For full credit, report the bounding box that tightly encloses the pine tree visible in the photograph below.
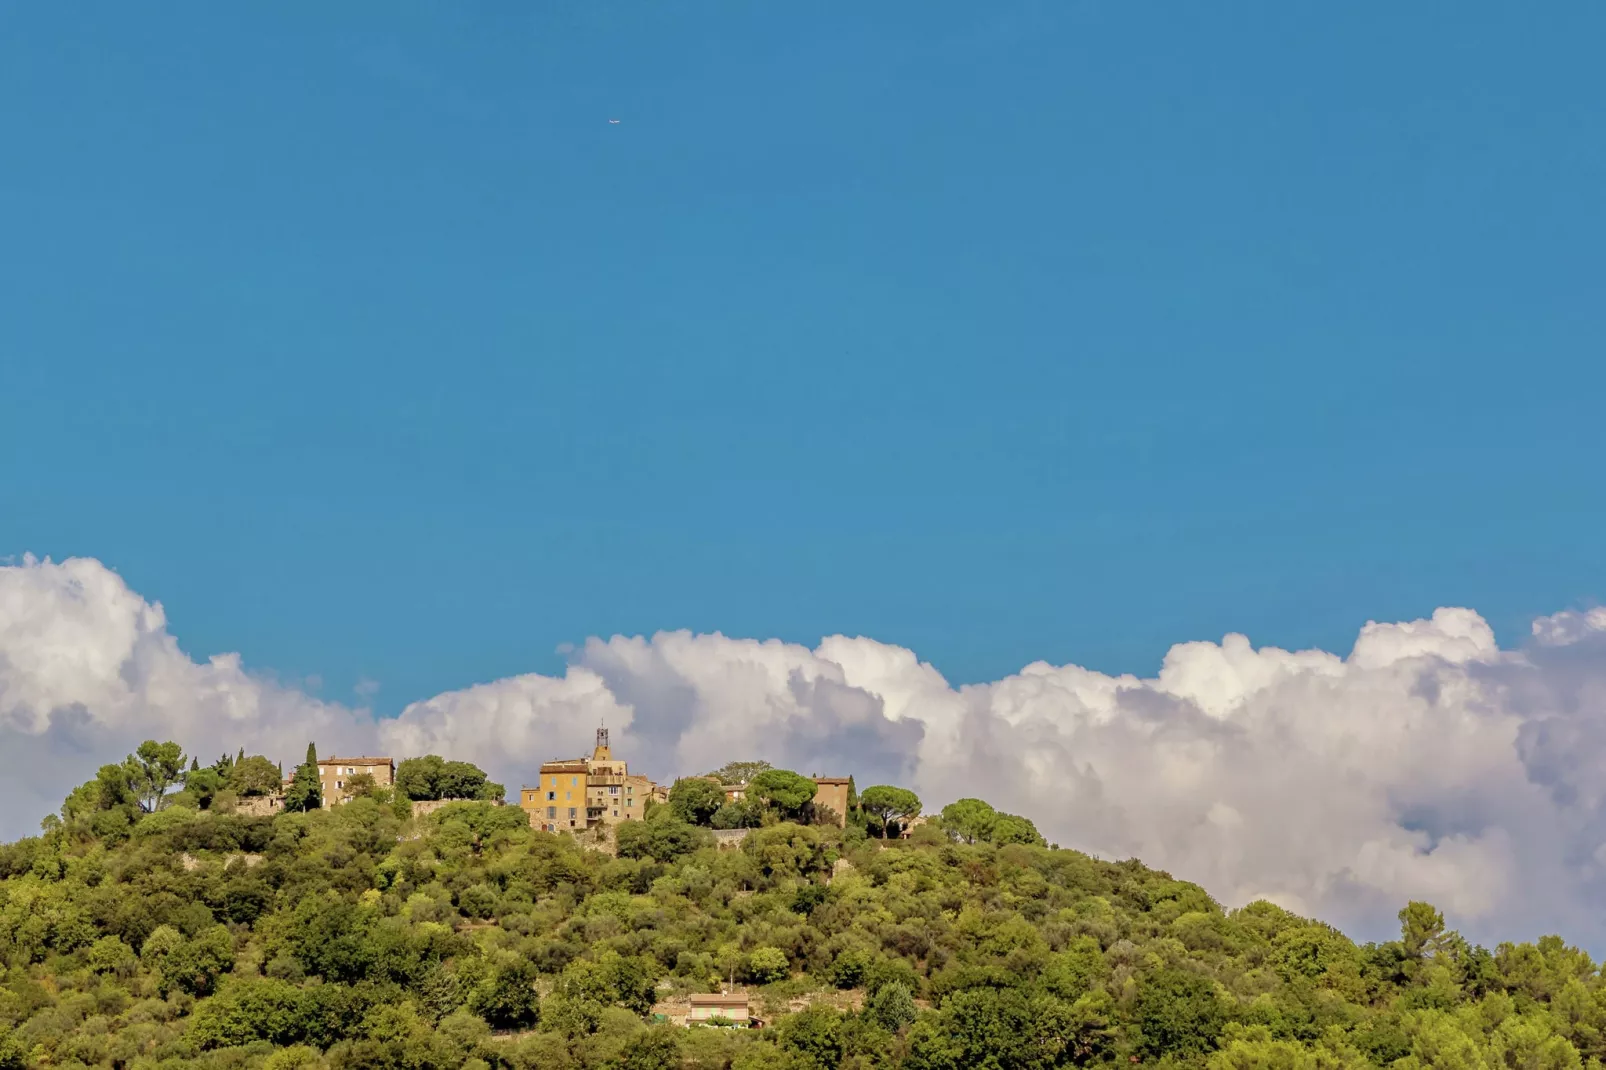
[284,743,322,813]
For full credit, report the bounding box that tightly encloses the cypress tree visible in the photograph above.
[284,742,322,812]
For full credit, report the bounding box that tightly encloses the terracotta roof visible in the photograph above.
[812,776,851,785]
[319,757,393,766]
[689,994,750,1006]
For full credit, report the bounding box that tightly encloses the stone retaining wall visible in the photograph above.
[410,797,504,818]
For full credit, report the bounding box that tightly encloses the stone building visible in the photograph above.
[521,728,657,832]
[317,756,395,808]
[705,773,852,827]
[810,775,852,827]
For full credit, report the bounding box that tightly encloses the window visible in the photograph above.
[626,799,633,807]
[612,810,618,818]
[336,781,344,789]
[547,807,556,818]
[571,776,578,786]
[547,791,555,801]
[609,786,619,795]
[568,808,577,819]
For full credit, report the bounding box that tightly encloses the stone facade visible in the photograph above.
[234,795,285,818]
[318,756,395,808]
[810,776,852,827]
[410,797,503,819]
[521,728,658,833]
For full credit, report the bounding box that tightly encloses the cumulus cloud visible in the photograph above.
[5,555,1606,949]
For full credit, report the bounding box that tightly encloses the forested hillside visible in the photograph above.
[2,743,1600,1070]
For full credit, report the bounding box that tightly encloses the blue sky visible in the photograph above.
[3,2,1603,716]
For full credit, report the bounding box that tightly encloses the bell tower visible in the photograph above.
[593,724,612,762]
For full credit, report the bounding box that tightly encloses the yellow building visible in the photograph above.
[810,776,852,827]
[521,728,657,832]
[687,993,752,1027]
[318,756,395,808]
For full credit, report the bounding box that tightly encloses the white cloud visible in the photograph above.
[6,555,1606,948]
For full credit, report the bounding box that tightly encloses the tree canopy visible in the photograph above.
[667,776,726,825]
[229,754,284,797]
[706,759,774,786]
[394,755,505,802]
[859,785,921,837]
[126,739,187,813]
[748,769,817,820]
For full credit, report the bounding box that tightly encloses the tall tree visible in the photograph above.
[395,755,448,800]
[707,760,773,786]
[283,744,321,813]
[395,755,501,801]
[228,755,283,797]
[940,798,998,844]
[859,785,922,838]
[123,741,187,813]
[181,765,226,810]
[749,770,818,821]
[668,778,726,825]
[990,813,1045,846]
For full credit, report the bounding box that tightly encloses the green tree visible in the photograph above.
[153,924,236,996]
[86,935,137,977]
[712,798,765,829]
[777,1005,846,1070]
[396,755,448,800]
[396,755,502,801]
[617,1027,685,1070]
[180,764,225,809]
[989,813,1045,846]
[284,742,322,813]
[867,982,918,1032]
[749,769,818,820]
[859,785,921,838]
[60,763,140,833]
[1399,901,1449,964]
[747,946,791,984]
[616,813,710,862]
[1135,967,1226,1059]
[342,771,379,799]
[708,759,774,785]
[669,777,727,825]
[124,739,187,812]
[940,798,998,844]
[0,1026,25,1070]
[229,754,284,796]
[471,958,541,1030]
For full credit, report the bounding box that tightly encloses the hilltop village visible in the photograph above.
[6,728,1541,1070]
[249,727,872,839]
